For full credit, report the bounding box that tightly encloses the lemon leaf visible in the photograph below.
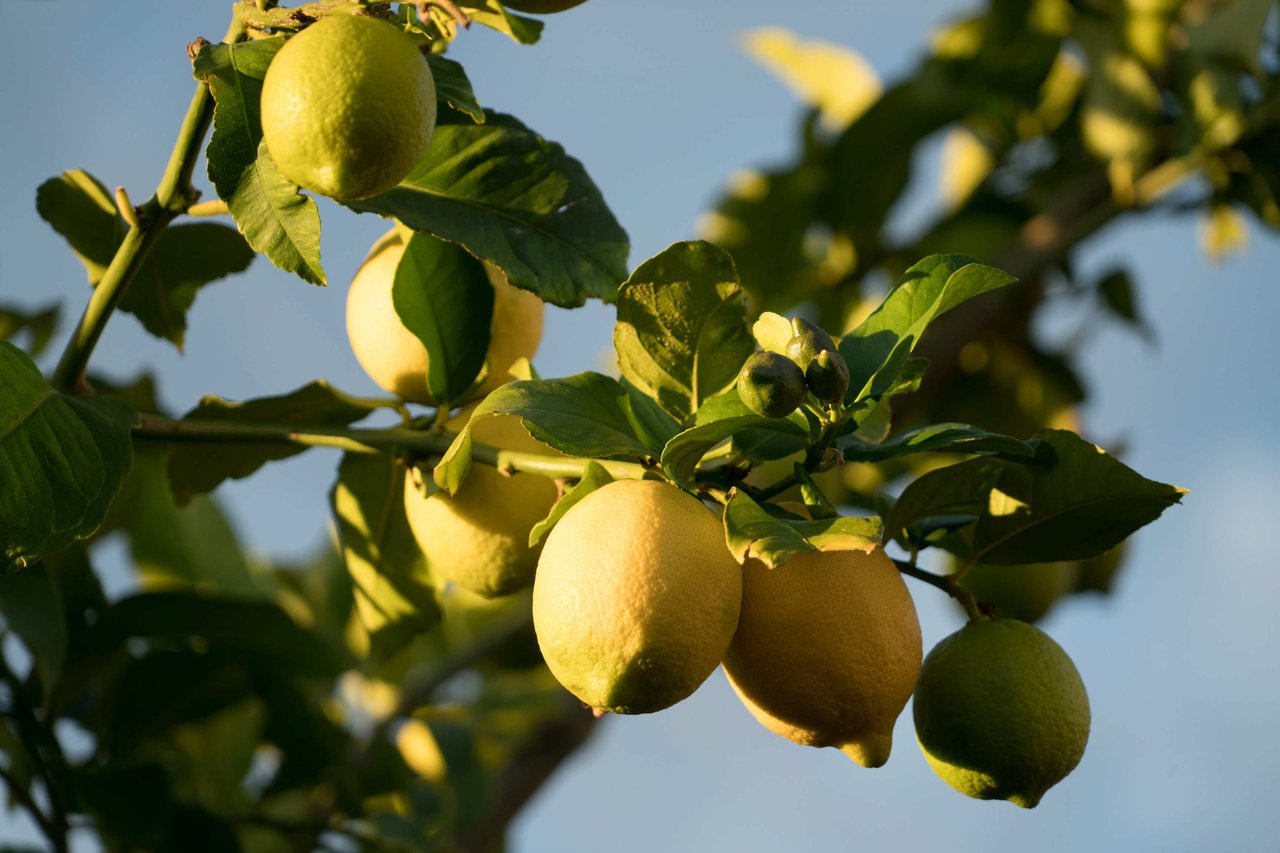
[433,372,655,493]
[1,342,137,574]
[528,460,613,547]
[35,170,254,347]
[839,254,1017,403]
[331,452,440,662]
[840,423,1036,463]
[194,39,326,286]
[614,241,756,423]
[346,112,628,308]
[393,231,494,407]
[723,491,880,568]
[742,28,881,131]
[166,382,378,505]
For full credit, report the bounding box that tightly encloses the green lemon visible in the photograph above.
[260,15,437,200]
[737,352,808,419]
[913,619,1090,808]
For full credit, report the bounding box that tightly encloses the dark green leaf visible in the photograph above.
[884,430,1186,563]
[426,54,484,123]
[120,451,263,596]
[528,460,612,547]
[459,1,544,43]
[840,422,1035,463]
[100,650,254,749]
[194,39,326,285]
[794,464,837,520]
[34,169,123,283]
[0,343,136,573]
[971,430,1187,564]
[346,112,628,307]
[166,381,377,505]
[839,254,1017,402]
[434,372,654,492]
[723,490,881,568]
[0,564,66,702]
[121,223,254,347]
[882,455,1004,545]
[660,389,807,489]
[332,453,440,662]
[394,231,494,406]
[613,241,756,422]
[96,591,349,678]
[35,171,252,345]
[0,303,58,358]
[1097,269,1154,343]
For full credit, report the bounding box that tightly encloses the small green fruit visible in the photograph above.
[784,318,837,371]
[805,349,850,402]
[737,352,808,419]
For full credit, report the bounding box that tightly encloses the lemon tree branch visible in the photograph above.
[892,558,984,621]
[50,18,247,390]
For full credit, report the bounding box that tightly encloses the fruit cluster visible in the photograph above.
[345,237,1092,808]
[737,318,851,418]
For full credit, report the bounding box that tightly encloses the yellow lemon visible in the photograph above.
[532,480,742,714]
[404,409,558,598]
[346,229,544,405]
[913,618,1090,808]
[260,15,437,200]
[723,546,921,767]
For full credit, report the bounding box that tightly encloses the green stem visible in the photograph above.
[51,19,245,390]
[892,558,985,622]
[133,413,652,481]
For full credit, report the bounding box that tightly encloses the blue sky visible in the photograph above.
[2,1,1278,850]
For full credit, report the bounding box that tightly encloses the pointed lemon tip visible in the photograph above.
[839,731,893,768]
[1008,790,1044,809]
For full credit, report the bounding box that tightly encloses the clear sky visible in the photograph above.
[2,1,1278,851]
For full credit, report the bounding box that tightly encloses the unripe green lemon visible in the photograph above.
[404,409,558,598]
[346,229,544,405]
[804,348,850,402]
[958,560,1080,624]
[532,480,742,714]
[260,15,437,200]
[784,318,837,371]
[503,0,589,12]
[737,352,808,419]
[723,547,922,768]
[914,619,1090,808]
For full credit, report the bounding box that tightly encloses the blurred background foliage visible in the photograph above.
[2,0,1278,850]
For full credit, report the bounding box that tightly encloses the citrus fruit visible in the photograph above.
[346,229,544,404]
[958,560,1080,623]
[913,618,1091,807]
[722,546,921,767]
[404,408,558,598]
[737,352,808,418]
[260,15,437,200]
[532,480,742,714]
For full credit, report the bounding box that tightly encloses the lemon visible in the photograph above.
[958,560,1080,623]
[404,409,558,598]
[346,229,544,404]
[723,546,921,767]
[913,619,1090,808]
[260,15,437,200]
[532,480,742,714]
